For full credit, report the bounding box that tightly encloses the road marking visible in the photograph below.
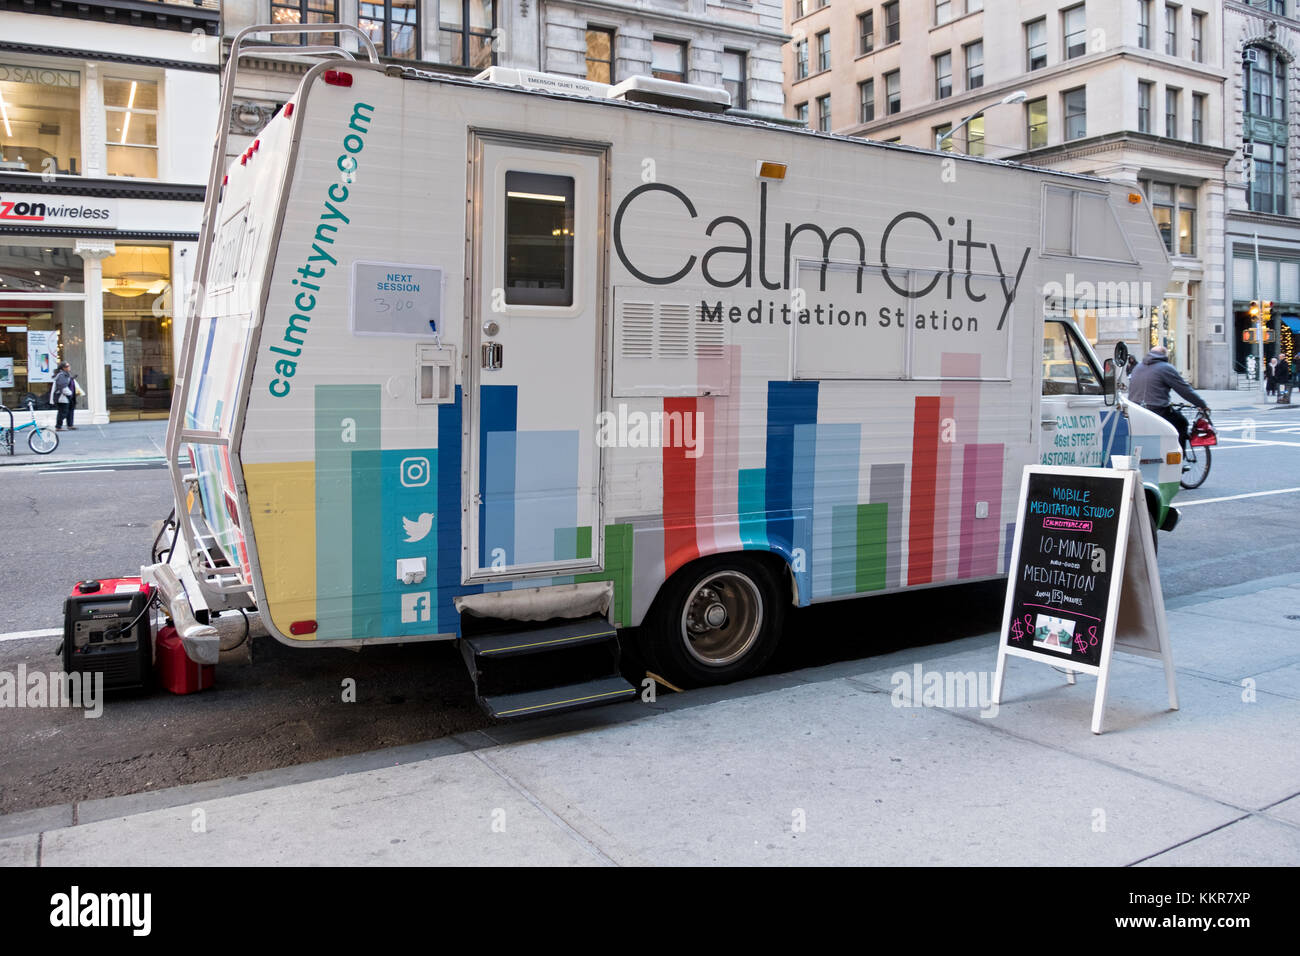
[1177,486,1300,507]
[40,468,116,474]
[0,627,61,643]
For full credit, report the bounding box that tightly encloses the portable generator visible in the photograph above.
[62,578,154,691]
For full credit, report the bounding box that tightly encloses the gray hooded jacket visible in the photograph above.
[1127,353,1205,409]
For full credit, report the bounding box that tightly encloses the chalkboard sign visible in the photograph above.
[993,463,1179,734]
[1003,468,1126,669]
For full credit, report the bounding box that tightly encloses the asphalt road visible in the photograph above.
[1,412,1298,815]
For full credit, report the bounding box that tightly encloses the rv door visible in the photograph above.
[465,134,606,581]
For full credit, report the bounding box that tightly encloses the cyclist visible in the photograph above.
[1127,344,1209,458]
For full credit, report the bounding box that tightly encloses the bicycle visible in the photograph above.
[0,399,59,455]
[1171,403,1213,490]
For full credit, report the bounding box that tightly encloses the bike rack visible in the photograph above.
[0,405,12,456]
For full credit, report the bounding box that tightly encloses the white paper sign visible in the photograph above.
[351,261,443,337]
[26,330,58,383]
[105,340,125,395]
[0,357,12,388]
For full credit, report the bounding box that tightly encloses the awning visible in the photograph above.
[1282,315,1300,333]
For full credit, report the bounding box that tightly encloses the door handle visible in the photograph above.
[481,341,503,370]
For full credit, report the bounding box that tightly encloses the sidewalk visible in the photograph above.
[3,575,1297,866]
[0,419,169,468]
[1197,387,1300,415]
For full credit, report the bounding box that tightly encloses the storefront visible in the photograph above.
[0,31,216,422]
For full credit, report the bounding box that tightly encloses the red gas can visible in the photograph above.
[154,625,215,694]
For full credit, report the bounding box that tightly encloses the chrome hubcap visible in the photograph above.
[681,571,762,666]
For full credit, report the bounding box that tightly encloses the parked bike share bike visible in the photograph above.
[0,400,59,456]
[1172,403,1215,490]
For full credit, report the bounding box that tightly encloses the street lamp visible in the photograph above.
[936,90,1029,151]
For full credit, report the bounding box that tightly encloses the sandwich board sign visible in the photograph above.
[992,463,1178,734]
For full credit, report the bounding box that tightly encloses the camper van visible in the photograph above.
[146,26,1183,719]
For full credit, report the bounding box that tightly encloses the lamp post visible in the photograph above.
[936,90,1029,151]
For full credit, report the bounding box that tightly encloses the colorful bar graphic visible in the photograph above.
[315,384,380,639]
[958,442,1005,578]
[908,395,941,586]
[663,395,700,579]
[813,423,861,599]
[869,462,906,590]
[766,381,818,599]
[479,384,518,571]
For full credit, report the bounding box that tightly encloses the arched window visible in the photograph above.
[1243,45,1289,214]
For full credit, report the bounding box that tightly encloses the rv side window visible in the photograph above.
[1042,320,1102,395]
[504,171,575,307]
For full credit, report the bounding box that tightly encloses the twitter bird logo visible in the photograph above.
[402,513,435,543]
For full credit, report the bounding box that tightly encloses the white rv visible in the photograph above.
[148,26,1184,718]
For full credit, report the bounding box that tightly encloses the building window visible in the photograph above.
[359,0,418,59]
[967,115,985,156]
[883,2,900,45]
[1164,4,1177,57]
[858,11,874,55]
[859,78,874,123]
[722,50,747,110]
[815,0,827,8]
[1250,142,1288,215]
[586,28,614,83]
[1063,87,1086,140]
[439,0,495,69]
[652,38,688,82]
[1142,180,1197,255]
[1138,1,1152,49]
[968,0,983,11]
[794,0,805,17]
[885,70,901,114]
[795,101,808,125]
[1244,45,1288,215]
[1165,87,1179,138]
[1244,45,1286,120]
[965,41,983,90]
[271,0,338,43]
[817,94,831,132]
[102,245,174,416]
[1026,18,1047,71]
[935,122,953,151]
[1192,92,1205,143]
[0,64,81,176]
[104,77,158,179]
[1027,96,1048,148]
[1191,11,1204,62]
[816,30,831,73]
[1138,80,1152,132]
[1063,5,1086,60]
[795,39,809,80]
[934,52,952,99]
[936,0,952,25]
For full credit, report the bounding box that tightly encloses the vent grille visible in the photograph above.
[618,300,727,360]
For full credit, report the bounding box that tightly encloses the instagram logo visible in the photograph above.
[400,456,430,487]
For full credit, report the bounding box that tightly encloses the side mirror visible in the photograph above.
[1113,341,1129,366]
[1103,358,1116,407]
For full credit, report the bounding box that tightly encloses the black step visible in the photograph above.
[482,677,638,720]
[463,616,616,659]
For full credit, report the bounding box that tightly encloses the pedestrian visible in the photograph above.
[50,361,78,431]
[1126,344,1209,458]
[1266,356,1278,396]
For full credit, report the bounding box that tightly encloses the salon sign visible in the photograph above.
[0,64,80,87]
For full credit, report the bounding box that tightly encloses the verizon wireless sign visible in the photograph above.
[0,193,118,228]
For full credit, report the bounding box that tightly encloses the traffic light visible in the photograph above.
[1262,300,1274,323]
[1248,300,1261,318]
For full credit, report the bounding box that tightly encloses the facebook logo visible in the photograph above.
[400,592,432,624]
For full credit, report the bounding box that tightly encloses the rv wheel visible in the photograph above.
[644,557,785,689]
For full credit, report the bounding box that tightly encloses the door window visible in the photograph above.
[1042,320,1102,395]
[503,171,574,307]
